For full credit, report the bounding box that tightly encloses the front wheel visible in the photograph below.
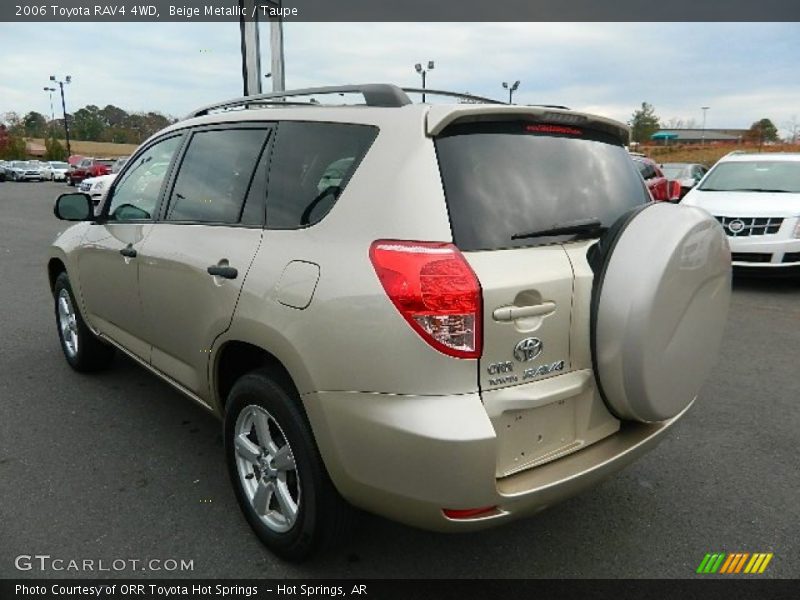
[53,272,115,371]
[225,370,352,561]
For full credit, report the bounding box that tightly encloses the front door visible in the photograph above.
[76,134,184,360]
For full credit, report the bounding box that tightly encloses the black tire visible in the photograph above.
[224,369,352,561]
[53,272,115,372]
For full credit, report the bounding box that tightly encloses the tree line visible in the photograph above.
[0,104,176,160]
[629,102,788,145]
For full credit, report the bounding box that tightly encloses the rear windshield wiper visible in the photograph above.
[512,218,606,241]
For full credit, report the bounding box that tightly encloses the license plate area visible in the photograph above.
[495,398,578,477]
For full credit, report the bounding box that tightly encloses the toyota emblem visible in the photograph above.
[513,337,544,362]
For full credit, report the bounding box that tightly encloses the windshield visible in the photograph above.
[699,161,800,193]
[50,162,68,168]
[435,121,649,251]
[662,165,690,179]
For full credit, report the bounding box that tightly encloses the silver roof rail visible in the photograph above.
[185,84,412,119]
[401,87,505,105]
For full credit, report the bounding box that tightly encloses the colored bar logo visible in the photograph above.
[696,552,773,574]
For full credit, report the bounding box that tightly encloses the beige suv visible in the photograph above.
[47,84,731,560]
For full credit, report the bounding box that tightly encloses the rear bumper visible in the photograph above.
[305,388,690,532]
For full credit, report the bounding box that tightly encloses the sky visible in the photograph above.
[1,22,799,136]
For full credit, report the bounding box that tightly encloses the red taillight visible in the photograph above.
[369,240,482,359]
[442,506,497,519]
[669,180,682,201]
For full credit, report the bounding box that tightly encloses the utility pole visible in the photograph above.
[502,80,520,104]
[50,75,71,156]
[414,61,435,102]
[43,86,56,131]
[700,106,710,146]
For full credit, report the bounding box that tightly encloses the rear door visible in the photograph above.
[137,124,272,398]
[435,121,647,390]
[435,119,651,474]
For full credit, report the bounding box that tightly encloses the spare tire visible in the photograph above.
[590,202,731,423]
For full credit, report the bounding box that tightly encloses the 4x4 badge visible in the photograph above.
[513,337,543,362]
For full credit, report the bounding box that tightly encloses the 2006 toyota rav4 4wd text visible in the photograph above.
[48,84,731,560]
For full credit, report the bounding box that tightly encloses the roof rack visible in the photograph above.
[185,83,571,120]
[185,84,412,118]
[401,87,505,105]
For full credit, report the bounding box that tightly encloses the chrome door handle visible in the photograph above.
[493,301,556,322]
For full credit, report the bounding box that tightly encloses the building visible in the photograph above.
[650,128,747,145]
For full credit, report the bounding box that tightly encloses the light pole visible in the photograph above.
[50,75,72,157]
[43,86,56,137]
[502,80,520,104]
[701,106,710,146]
[414,61,435,102]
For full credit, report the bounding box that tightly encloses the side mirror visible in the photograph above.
[54,193,93,221]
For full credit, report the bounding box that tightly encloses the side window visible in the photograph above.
[265,122,378,229]
[106,135,182,222]
[165,128,269,224]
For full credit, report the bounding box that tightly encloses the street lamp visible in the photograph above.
[502,80,520,104]
[50,75,72,157]
[414,60,435,103]
[701,106,710,146]
[43,86,56,130]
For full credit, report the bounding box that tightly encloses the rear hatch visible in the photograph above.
[433,114,651,475]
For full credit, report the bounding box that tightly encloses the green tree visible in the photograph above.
[629,102,661,144]
[23,111,48,138]
[71,105,105,140]
[44,136,67,161]
[745,118,779,144]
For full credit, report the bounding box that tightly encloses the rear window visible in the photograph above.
[699,161,800,193]
[435,121,649,251]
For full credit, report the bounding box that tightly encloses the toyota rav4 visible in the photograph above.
[47,84,731,560]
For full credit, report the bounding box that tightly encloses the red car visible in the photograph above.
[67,157,115,186]
[631,156,681,202]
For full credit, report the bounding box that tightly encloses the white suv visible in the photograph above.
[682,152,800,272]
[47,84,731,560]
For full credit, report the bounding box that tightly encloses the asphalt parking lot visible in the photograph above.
[0,180,798,579]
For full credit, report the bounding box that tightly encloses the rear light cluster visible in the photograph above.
[369,240,482,359]
[669,180,682,201]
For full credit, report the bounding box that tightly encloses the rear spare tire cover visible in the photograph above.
[592,202,731,422]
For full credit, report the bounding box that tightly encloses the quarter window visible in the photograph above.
[265,122,378,229]
[166,128,269,224]
[106,135,183,222]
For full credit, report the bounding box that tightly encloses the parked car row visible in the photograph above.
[681,152,800,273]
[629,150,800,273]
[0,160,63,182]
[0,157,129,185]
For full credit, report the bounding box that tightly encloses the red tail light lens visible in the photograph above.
[369,240,482,359]
[669,180,682,201]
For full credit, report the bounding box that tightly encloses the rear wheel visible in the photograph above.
[53,272,115,371]
[225,369,352,561]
